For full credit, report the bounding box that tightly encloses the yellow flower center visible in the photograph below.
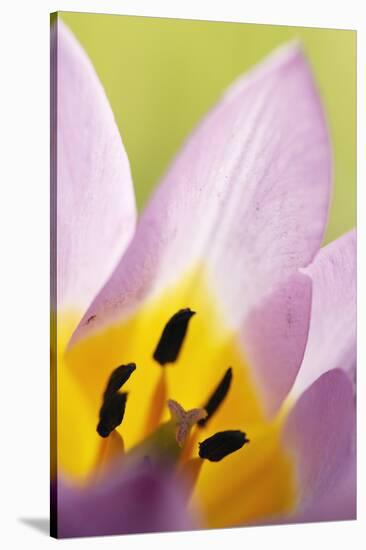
[55,269,297,528]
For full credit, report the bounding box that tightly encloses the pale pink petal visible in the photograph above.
[71,43,330,412]
[74,42,331,343]
[291,458,356,523]
[282,369,356,519]
[241,271,312,414]
[291,229,356,399]
[51,20,136,316]
[56,462,196,538]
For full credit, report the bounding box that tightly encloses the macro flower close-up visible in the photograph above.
[51,18,356,539]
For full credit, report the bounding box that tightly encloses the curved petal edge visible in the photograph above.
[51,19,136,324]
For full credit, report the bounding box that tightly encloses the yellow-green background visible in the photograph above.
[60,12,356,244]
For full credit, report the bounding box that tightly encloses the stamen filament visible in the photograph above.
[92,430,125,480]
[144,369,168,436]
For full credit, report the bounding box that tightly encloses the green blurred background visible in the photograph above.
[60,12,356,244]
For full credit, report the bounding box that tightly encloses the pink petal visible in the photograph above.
[291,229,356,399]
[71,43,330,412]
[282,369,356,519]
[56,462,196,538]
[241,271,312,414]
[51,20,136,316]
[292,458,356,523]
[73,42,330,343]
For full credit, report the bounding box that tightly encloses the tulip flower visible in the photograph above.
[51,19,356,538]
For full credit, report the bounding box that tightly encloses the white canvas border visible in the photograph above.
[0,1,363,548]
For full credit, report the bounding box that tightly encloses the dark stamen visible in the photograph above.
[198,368,233,427]
[198,430,249,462]
[97,392,128,438]
[153,308,196,366]
[103,363,136,401]
[97,364,136,438]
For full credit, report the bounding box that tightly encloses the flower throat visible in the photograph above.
[96,309,249,464]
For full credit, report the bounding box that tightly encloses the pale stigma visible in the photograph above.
[167,399,207,447]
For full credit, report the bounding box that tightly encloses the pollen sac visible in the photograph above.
[153,308,196,366]
[199,430,249,462]
[103,363,136,401]
[97,392,128,438]
[198,367,233,427]
[97,363,136,438]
